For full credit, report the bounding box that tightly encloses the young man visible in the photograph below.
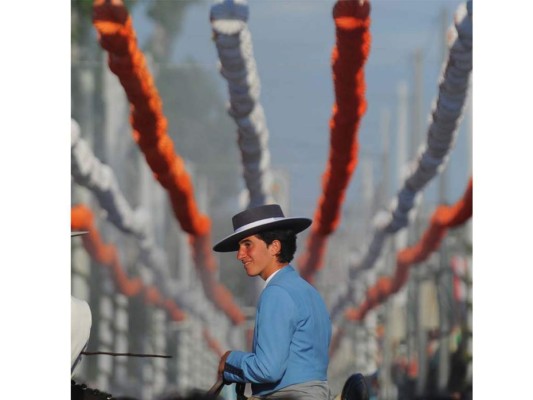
[213,204,332,399]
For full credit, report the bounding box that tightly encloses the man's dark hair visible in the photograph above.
[255,229,297,263]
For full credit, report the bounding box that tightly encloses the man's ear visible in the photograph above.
[269,239,281,256]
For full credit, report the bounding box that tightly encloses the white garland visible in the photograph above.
[71,119,211,321]
[330,1,472,321]
[210,0,274,208]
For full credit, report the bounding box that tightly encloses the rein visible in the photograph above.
[81,351,171,358]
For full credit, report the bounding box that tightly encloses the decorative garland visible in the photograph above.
[330,1,472,321]
[71,119,145,236]
[203,328,224,358]
[71,204,186,321]
[72,119,176,302]
[329,178,472,359]
[210,0,274,208]
[345,177,472,322]
[71,204,227,356]
[298,0,371,282]
[92,0,208,236]
[91,0,245,325]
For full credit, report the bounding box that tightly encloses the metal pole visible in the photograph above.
[410,48,427,396]
[396,82,409,252]
[436,8,452,394]
[378,107,396,399]
[414,267,428,397]
[412,48,423,161]
[436,244,451,392]
[438,8,449,205]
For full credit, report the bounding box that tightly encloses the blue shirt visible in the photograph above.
[224,265,332,396]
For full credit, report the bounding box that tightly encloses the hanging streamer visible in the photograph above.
[71,203,227,354]
[72,120,172,296]
[71,204,186,321]
[328,326,346,358]
[298,0,371,283]
[329,178,472,359]
[92,0,208,236]
[71,119,146,236]
[72,119,216,321]
[91,0,245,325]
[210,0,274,208]
[345,177,472,322]
[330,0,472,321]
[203,327,224,358]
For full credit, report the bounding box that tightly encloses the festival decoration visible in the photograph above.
[203,328,224,358]
[72,119,211,319]
[71,119,145,236]
[328,177,472,359]
[71,204,186,321]
[91,0,245,324]
[298,0,371,282]
[72,204,228,355]
[345,177,472,321]
[210,0,275,208]
[330,0,472,321]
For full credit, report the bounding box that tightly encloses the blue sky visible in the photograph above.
[138,0,472,221]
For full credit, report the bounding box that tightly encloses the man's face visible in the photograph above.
[236,234,280,280]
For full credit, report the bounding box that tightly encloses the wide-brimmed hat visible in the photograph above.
[213,204,311,252]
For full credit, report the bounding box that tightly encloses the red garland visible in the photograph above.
[91,0,245,325]
[71,204,186,321]
[345,178,473,321]
[299,0,371,282]
[92,0,209,236]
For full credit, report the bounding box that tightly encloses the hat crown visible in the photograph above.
[232,204,285,230]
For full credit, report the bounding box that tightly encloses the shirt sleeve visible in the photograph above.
[223,285,297,384]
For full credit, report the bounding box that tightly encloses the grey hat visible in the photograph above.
[213,204,311,252]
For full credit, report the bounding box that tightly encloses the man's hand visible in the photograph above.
[218,350,231,378]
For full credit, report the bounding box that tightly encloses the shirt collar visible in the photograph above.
[264,266,284,289]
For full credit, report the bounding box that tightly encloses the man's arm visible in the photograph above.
[222,286,297,384]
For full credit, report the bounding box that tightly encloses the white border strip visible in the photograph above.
[234,217,285,234]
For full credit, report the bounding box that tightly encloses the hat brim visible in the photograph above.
[213,218,311,252]
[71,231,88,237]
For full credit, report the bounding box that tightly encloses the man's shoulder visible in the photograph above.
[268,266,301,286]
[267,273,317,299]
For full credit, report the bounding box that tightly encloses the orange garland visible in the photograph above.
[345,178,473,321]
[328,326,346,358]
[71,204,186,322]
[299,0,371,282]
[92,0,208,236]
[91,0,245,325]
[71,204,228,356]
[203,328,224,358]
